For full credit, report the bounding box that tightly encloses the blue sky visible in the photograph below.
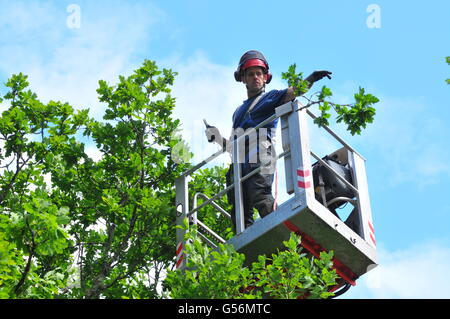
[0,0,449,298]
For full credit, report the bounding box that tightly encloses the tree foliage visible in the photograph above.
[0,73,84,298]
[0,60,188,298]
[164,227,338,299]
[282,64,379,135]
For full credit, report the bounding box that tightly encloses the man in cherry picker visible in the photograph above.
[205,50,331,231]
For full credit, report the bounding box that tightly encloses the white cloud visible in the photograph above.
[0,0,171,167]
[0,1,164,118]
[345,241,450,298]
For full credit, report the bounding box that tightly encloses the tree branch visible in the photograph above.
[13,215,37,296]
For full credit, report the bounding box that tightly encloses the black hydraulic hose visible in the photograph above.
[329,283,351,299]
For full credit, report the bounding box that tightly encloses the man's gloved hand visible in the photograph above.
[305,70,332,84]
[205,126,223,143]
[204,119,223,143]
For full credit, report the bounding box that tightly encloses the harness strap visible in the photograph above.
[247,91,266,114]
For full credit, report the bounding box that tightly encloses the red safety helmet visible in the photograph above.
[234,50,272,84]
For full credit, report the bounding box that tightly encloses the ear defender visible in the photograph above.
[234,70,242,82]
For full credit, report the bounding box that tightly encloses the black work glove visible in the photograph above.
[305,70,332,84]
